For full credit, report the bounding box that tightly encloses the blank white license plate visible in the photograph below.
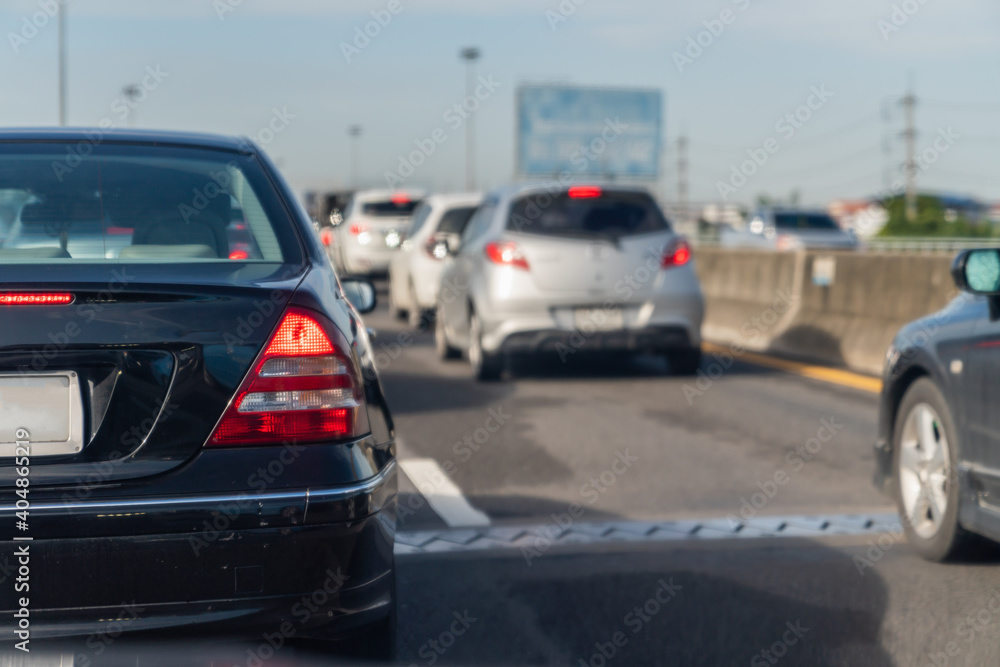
[0,372,84,457]
[574,307,624,331]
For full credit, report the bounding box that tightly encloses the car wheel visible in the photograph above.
[666,347,702,376]
[893,378,973,562]
[469,312,503,381]
[388,284,408,322]
[435,307,462,361]
[408,283,428,331]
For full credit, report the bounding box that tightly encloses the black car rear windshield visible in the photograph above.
[362,200,422,217]
[0,143,299,265]
[508,190,669,238]
[773,213,840,231]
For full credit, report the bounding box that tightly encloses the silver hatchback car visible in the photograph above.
[435,184,704,380]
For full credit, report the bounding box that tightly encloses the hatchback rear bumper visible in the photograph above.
[0,464,396,643]
[502,325,694,355]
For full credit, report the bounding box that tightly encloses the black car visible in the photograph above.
[876,248,1000,561]
[0,129,396,654]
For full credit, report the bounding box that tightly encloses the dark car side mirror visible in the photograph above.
[953,249,1000,295]
[341,278,377,314]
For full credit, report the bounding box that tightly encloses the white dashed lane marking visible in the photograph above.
[398,457,490,528]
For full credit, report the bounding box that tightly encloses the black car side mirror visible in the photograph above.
[953,249,1000,295]
[341,278,377,314]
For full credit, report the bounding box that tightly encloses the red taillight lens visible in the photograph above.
[391,193,411,205]
[229,250,250,260]
[349,224,368,236]
[568,186,603,199]
[320,228,335,247]
[662,239,692,269]
[0,293,74,306]
[208,308,369,447]
[485,241,529,270]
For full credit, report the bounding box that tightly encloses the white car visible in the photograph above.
[329,189,426,277]
[388,193,482,328]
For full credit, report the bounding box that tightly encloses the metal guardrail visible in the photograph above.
[862,237,1000,253]
[692,236,1000,253]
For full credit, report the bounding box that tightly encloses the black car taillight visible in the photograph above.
[208,307,369,447]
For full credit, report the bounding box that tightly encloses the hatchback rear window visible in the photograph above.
[436,206,478,235]
[0,144,296,264]
[361,200,422,217]
[773,213,840,231]
[508,190,669,238]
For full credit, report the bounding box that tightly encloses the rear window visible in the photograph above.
[773,213,840,231]
[436,206,478,235]
[508,190,669,238]
[0,143,296,264]
[361,200,422,217]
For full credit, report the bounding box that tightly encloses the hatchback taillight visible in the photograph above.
[485,241,529,270]
[208,308,369,446]
[661,239,692,269]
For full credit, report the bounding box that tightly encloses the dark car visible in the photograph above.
[0,129,396,655]
[875,247,1000,562]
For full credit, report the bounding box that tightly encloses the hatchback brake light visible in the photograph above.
[208,308,369,446]
[0,293,74,306]
[661,239,692,269]
[485,241,529,270]
[349,224,368,236]
[568,186,603,199]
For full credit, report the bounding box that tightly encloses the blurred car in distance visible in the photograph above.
[328,188,425,277]
[720,208,859,251]
[388,193,481,328]
[435,184,704,380]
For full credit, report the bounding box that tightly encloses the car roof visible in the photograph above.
[0,127,259,154]
[485,181,656,203]
[351,188,428,202]
[423,193,483,209]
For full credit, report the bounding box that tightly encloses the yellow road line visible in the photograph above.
[702,342,883,394]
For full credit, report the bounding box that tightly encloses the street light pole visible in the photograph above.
[348,125,363,188]
[58,3,67,125]
[460,47,481,192]
[122,84,141,127]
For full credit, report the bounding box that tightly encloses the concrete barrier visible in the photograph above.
[694,248,958,376]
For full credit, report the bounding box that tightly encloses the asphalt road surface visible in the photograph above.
[362,296,1000,667]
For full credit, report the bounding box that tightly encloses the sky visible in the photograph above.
[1,0,999,207]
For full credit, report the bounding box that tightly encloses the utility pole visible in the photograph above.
[460,47,481,191]
[902,91,918,223]
[58,3,67,125]
[122,85,141,127]
[348,125,363,188]
[677,134,689,226]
